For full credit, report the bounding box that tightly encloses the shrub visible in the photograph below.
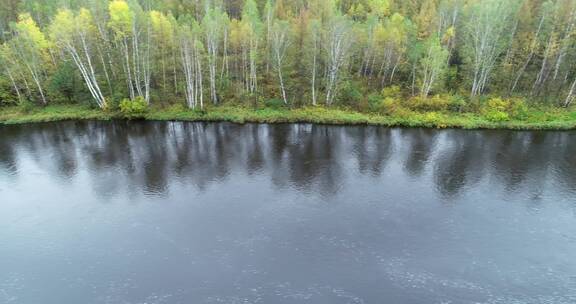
[382,85,402,100]
[376,97,403,115]
[367,92,382,107]
[19,99,35,113]
[374,86,414,114]
[482,98,508,121]
[106,90,132,111]
[337,81,362,107]
[264,98,286,109]
[422,112,448,128]
[407,95,450,112]
[166,102,187,112]
[485,110,510,122]
[119,96,148,119]
[486,97,509,112]
[509,98,529,120]
[237,92,260,108]
[447,94,467,113]
[481,97,528,122]
[48,62,76,103]
[0,78,19,107]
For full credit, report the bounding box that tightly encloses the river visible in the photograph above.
[0,121,575,303]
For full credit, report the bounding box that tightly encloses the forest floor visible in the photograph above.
[1,104,576,130]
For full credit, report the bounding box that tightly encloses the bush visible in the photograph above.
[237,92,260,108]
[48,62,77,103]
[264,98,286,109]
[119,96,148,119]
[366,92,384,113]
[382,85,402,100]
[376,97,403,115]
[485,110,510,122]
[19,99,35,113]
[509,98,529,120]
[166,102,188,112]
[422,112,448,128]
[0,78,19,107]
[482,98,509,122]
[481,97,528,122]
[447,94,467,113]
[486,97,508,112]
[367,92,382,107]
[407,95,450,112]
[337,81,362,107]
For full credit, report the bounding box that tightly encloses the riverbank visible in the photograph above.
[1,104,576,130]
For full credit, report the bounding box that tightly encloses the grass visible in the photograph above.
[0,104,112,124]
[1,103,576,130]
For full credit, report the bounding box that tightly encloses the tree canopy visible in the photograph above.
[1,0,576,110]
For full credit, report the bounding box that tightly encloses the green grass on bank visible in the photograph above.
[0,104,112,124]
[1,103,576,130]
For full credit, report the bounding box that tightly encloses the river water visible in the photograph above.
[0,121,575,304]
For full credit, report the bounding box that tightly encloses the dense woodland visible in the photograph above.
[1,0,576,115]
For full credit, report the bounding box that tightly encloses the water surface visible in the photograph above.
[1,121,575,303]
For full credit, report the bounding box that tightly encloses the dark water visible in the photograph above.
[1,121,575,304]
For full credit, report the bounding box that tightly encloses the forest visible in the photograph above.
[1,0,576,127]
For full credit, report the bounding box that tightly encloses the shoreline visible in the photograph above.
[1,104,576,131]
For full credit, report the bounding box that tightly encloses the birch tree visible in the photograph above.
[463,0,520,97]
[10,13,51,105]
[438,0,460,64]
[324,15,354,105]
[179,19,204,109]
[202,6,225,104]
[306,18,322,105]
[508,1,553,94]
[358,15,379,78]
[241,0,262,94]
[377,13,408,87]
[0,44,24,103]
[108,0,151,103]
[264,0,274,74]
[150,10,175,93]
[270,20,291,104]
[564,76,576,107]
[419,35,449,97]
[50,8,107,109]
[531,0,576,96]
